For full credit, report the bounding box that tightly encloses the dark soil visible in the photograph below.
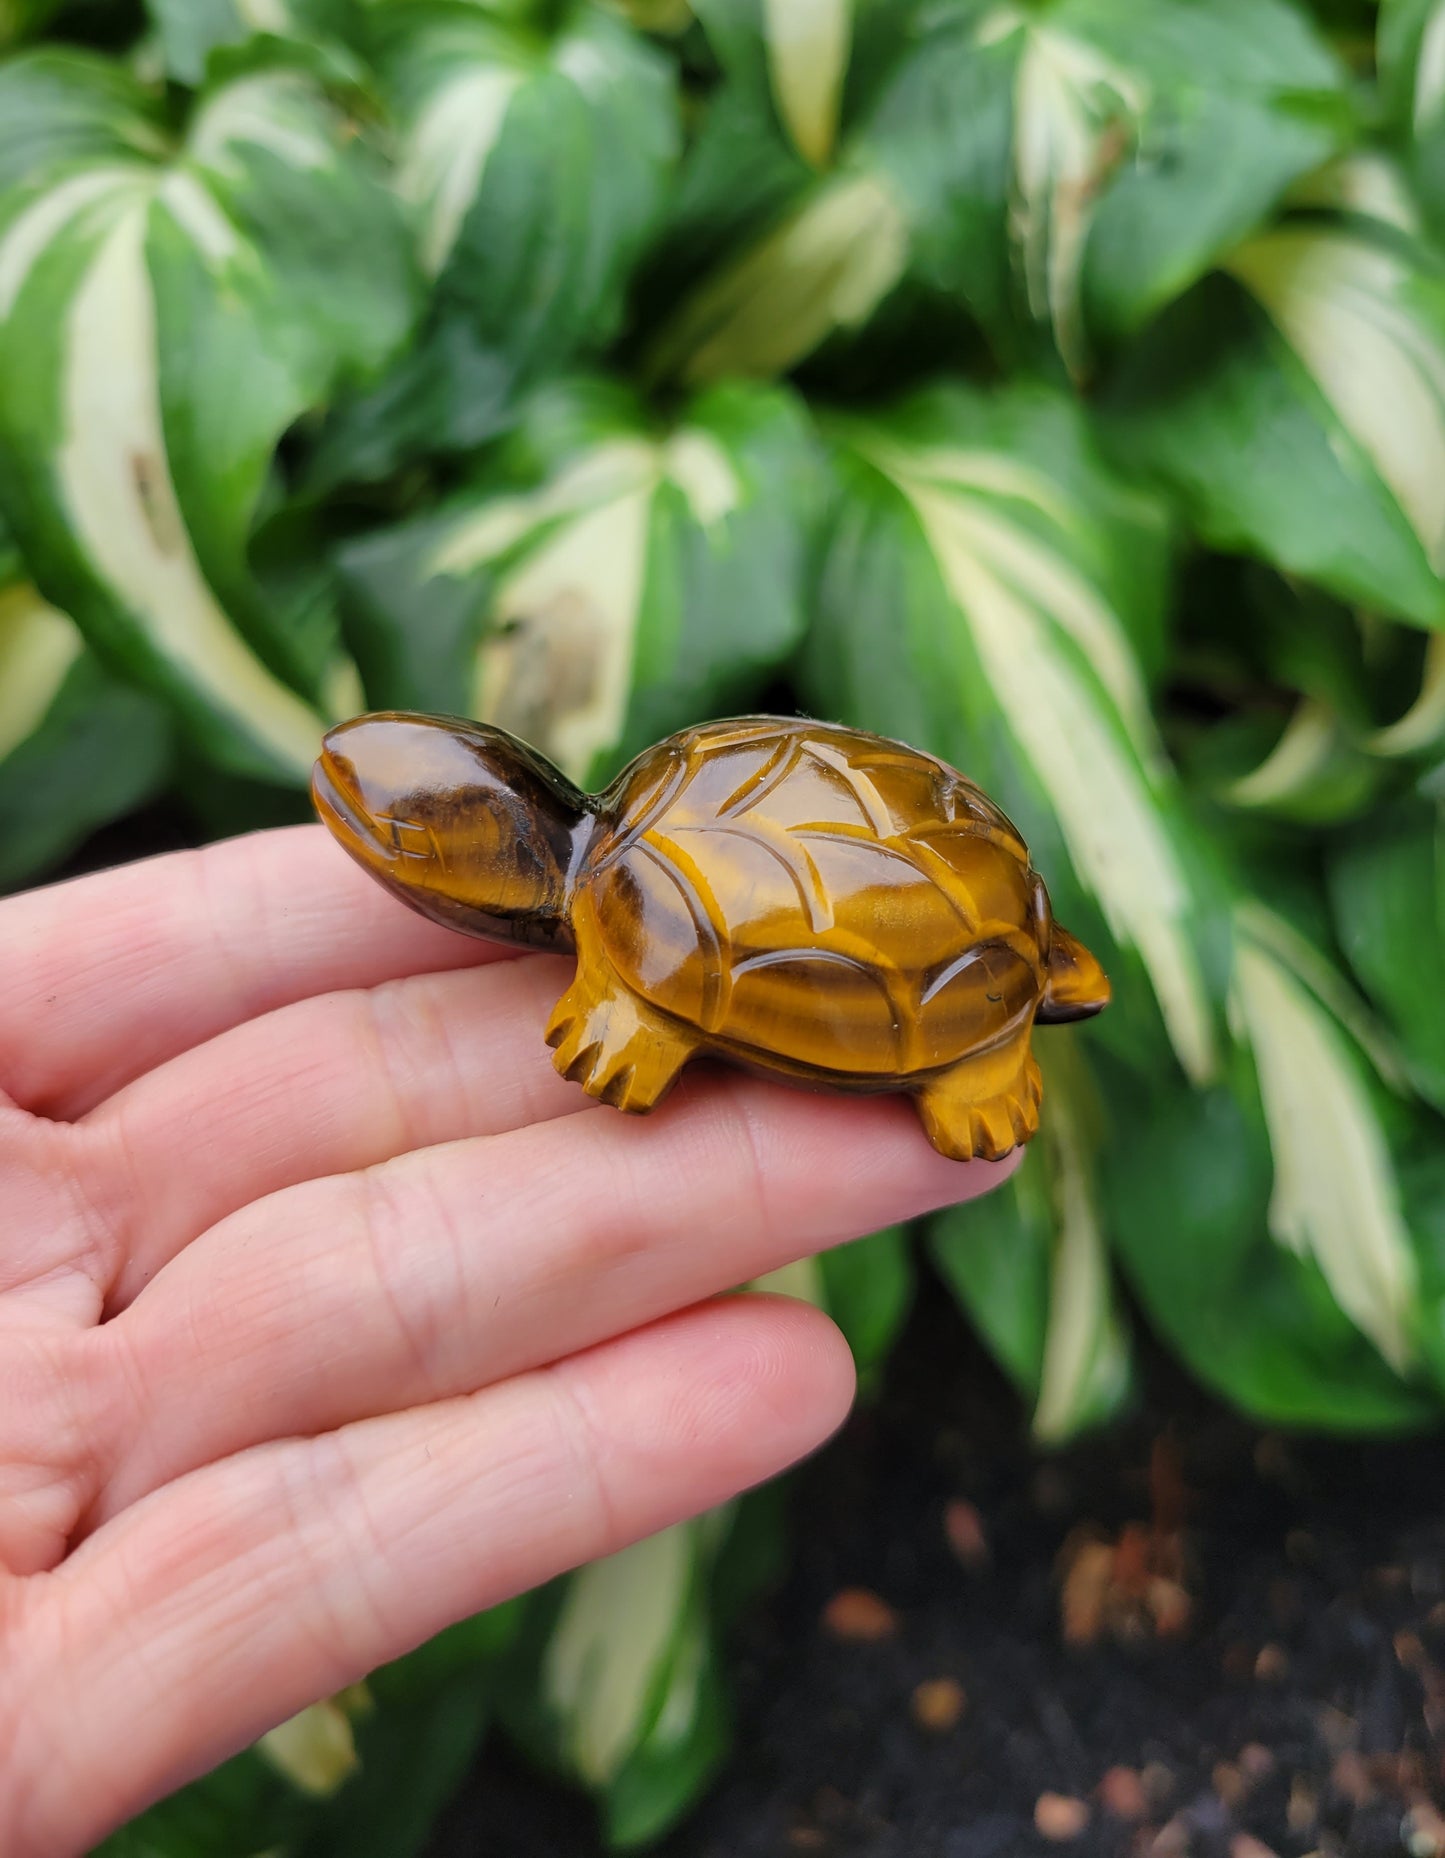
[427,1273,1445,1858]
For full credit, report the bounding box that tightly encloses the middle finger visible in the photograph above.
[81,952,584,1310]
[89,1077,1017,1521]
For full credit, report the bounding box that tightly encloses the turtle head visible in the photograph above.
[1031,876,1111,1023]
[313,712,589,947]
[1037,924,1111,1023]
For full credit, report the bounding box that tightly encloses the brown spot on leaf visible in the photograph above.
[130,451,184,555]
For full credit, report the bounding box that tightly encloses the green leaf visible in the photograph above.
[500,1514,733,1846]
[929,1040,1132,1444]
[750,1225,913,1385]
[804,378,1222,1088]
[257,1694,365,1798]
[816,1225,913,1379]
[1369,633,1445,762]
[860,0,1350,376]
[1104,1043,1438,1431]
[656,0,1347,383]
[0,566,85,766]
[598,1629,728,1849]
[519,1485,795,1846]
[336,377,819,785]
[383,2,675,318]
[293,1668,494,1858]
[1329,799,1445,1114]
[93,1748,309,1858]
[698,0,854,169]
[0,50,417,783]
[1209,696,1389,823]
[143,0,365,88]
[1105,883,1445,1425]
[0,0,67,49]
[610,0,694,30]
[644,163,910,387]
[0,561,175,891]
[1228,900,1420,1376]
[1170,568,1409,825]
[691,0,919,170]
[102,1605,520,1858]
[1104,183,1445,628]
[367,1598,524,1699]
[636,60,810,308]
[0,48,170,198]
[312,0,677,480]
[1379,0,1445,235]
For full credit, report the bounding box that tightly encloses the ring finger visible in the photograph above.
[89,1076,1017,1522]
[80,951,583,1310]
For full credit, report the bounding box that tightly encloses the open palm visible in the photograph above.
[0,825,1014,1856]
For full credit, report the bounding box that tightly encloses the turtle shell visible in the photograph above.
[580,718,1052,1080]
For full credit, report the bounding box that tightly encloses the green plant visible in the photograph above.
[3,0,1444,1846]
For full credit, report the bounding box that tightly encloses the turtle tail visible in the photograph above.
[1037,925,1111,1023]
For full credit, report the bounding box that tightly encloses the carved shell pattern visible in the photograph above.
[583,721,1052,1076]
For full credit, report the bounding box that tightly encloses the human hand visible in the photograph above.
[0,826,1016,1855]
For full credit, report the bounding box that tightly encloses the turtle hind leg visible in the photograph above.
[545,978,697,1114]
[914,1040,1042,1162]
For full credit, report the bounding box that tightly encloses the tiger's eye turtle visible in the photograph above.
[312,713,1110,1161]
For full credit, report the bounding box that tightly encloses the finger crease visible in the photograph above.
[355,1170,454,1404]
[539,1364,622,1559]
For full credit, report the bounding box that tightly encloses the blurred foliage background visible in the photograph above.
[3,0,1445,1846]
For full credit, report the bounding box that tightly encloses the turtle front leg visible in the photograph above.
[912,1034,1043,1162]
[545,972,697,1114]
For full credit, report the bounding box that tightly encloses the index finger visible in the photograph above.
[0,826,518,1119]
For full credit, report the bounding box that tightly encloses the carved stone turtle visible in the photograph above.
[312,712,1109,1160]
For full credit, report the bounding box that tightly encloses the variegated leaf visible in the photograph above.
[854,0,1348,374]
[1102,1048,1438,1431]
[807,381,1219,1086]
[256,1692,366,1797]
[759,0,851,168]
[1217,697,1384,824]
[1226,227,1445,578]
[977,1,1149,376]
[336,379,818,786]
[0,575,83,768]
[1370,634,1445,760]
[543,1523,703,1787]
[694,0,856,169]
[1169,554,1424,823]
[662,0,1346,390]
[646,165,908,386]
[143,0,363,86]
[930,1041,1131,1443]
[0,535,173,889]
[1228,902,1419,1375]
[381,3,674,296]
[518,1513,734,1846]
[1380,0,1445,231]
[310,1,677,480]
[1105,175,1445,629]
[0,51,416,781]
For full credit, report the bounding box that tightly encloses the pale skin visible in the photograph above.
[0,826,1018,1856]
